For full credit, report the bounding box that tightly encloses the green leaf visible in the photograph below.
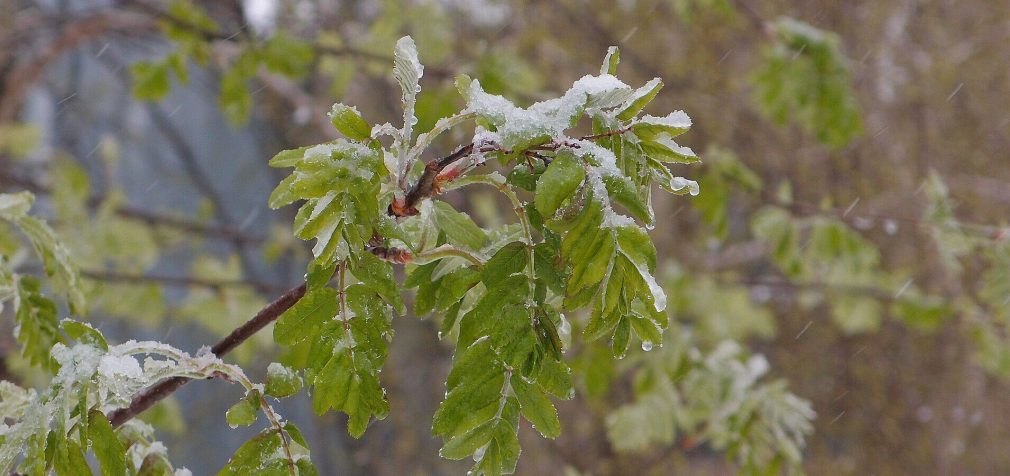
[220,65,253,126]
[62,321,108,351]
[53,436,91,476]
[14,276,64,369]
[631,111,692,140]
[434,267,481,312]
[535,152,585,217]
[324,360,388,437]
[512,377,561,438]
[481,242,529,289]
[311,293,392,440]
[225,393,259,428]
[537,359,575,400]
[130,62,170,101]
[751,17,863,148]
[88,410,127,476]
[612,317,631,358]
[433,201,487,251]
[440,419,498,460]
[261,32,314,77]
[617,78,663,121]
[470,398,521,476]
[507,163,544,192]
[602,174,651,224]
[265,362,303,398]
[267,174,299,209]
[268,146,310,168]
[274,288,339,345]
[533,242,564,294]
[218,424,308,475]
[614,225,657,272]
[600,46,620,75]
[354,252,405,315]
[640,136,700,164]
[329,104,372,141]
[16,215,85,314]
[567,227,615,293]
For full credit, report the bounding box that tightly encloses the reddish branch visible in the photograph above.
[389,143,476,217]
[108,283,307,428]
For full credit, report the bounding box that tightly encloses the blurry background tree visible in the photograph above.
[2,0,1009,474]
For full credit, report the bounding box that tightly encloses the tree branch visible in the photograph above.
[78,268,290,295]
[107,282,307,428]
[389,143,475,217]
[0,165,266,245]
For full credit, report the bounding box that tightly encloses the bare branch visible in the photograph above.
[107,282,307,428]
[0,164,267,245]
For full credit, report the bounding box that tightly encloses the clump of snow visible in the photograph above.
[573,140,620,176]
[243,0,279,36]
[51,343,102,386]
[639,110,692,129]
[653,136,698,160]
[267,362,297,382]
[465,74,631,149]
[98,354,143,380]
[670,176,700,196]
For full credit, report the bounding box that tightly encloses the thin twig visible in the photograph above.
[107,282,307,428]
[0,165,266,244]
[78,268,290,295]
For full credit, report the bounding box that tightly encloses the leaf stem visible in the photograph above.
[413,244,486,266]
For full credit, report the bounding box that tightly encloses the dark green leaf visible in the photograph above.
[602,174,651,224]
[511,377,561,438]
[62,321,108,351]
[481,242,529,289]
[88,410,127,476]
[535,152,585,217]
[274,288,338,345]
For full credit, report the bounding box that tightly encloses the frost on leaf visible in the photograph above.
[0,330,316,474]
[393,35,424,173]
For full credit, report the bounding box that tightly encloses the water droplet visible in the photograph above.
[415,84,422,93]
[558,315,571,348]
[641,341,654,351]
[473,444,487,462]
